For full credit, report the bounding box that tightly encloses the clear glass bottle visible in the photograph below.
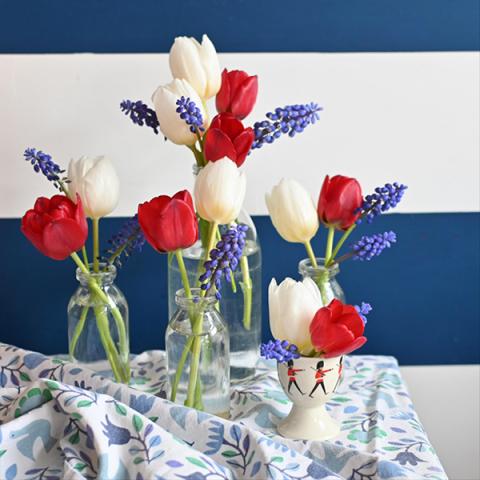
[298,257,346,305]
[168,166,262,383]
[166,288,230,417]
[68,264,130,384]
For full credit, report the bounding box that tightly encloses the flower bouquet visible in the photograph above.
[266,175,407,304]
[20,149,144,383]
[137,186,249,415]
[121,33,322,381]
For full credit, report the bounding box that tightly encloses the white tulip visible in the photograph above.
[169,34,221,100]
[152,78,207,146]
[269,277,323,353]
[67,156,120,219]
[194,158,246,225]
[265,178,319,243]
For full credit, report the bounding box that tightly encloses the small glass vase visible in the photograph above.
[67,263,130,384]
[168,210,262,384]
[166,288,230,417]
[298,257,346,305]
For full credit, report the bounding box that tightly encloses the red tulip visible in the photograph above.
[138,190,198,253]
[318,175,363,230]
[309,299,367,358]
[216,69,258,120]
[21,194,88,260]
[204,113,254,167]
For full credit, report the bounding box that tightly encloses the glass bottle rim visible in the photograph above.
[76,263,117,285]
[298,257,340,277]
[175,288,217,308]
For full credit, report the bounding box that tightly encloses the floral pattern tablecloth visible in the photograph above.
[0,343,446,480]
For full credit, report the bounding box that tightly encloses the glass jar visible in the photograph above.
[68,264,130,384]
[168,166,262,383]
[166,288,230,417]
[298,257,346,305]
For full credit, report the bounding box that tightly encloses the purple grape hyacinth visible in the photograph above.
[105,215,145,267]
[260,340,300,363]
[251,103,321,150]
[358,182,407,224]
[355,302,372,325]
[176,96,205,133]
[120,100,159,134]
[24,148,67,190]
[351,231,397,261]
[200,224,248,300]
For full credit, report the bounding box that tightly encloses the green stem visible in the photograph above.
[324,226,335,266]
[69,305,90,358]
[81,246,90,271]
[92,217,100,273]
[304,240,318,267]
[327,224,356,266]
[240,254,252,330]
[175,250,192,298]
[170,336,193,402]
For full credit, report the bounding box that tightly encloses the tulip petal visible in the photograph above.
[233,128,255,166]
[42,218,88,260]
[230,75,258,120]
[172,190,195,211]
[204,128,237,163]
[323,336,367,358]
[212,113,244,140]
[215,69,231,113]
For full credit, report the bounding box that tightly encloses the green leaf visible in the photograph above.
[27,387,41,398]
[20,372,31,381]
[149,416,159,423]
[19,397,27,407]
[69,431,80,444]
[74,463,86,471]
[71,412,82,420]
[271,456,283,463]
[133,457,144,465]
[222,450,240,458]
[133,414,143,433]
[0,449,6,458]
[383,446,401,451]
[331,396,350,403]
[43,389,53,401]
[46,380,59,390]
[115,403,127,416]
[77,400,93,408]
[186,457,207,469]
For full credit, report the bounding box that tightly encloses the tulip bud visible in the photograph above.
[138,190,198,253]
[269,277,323,353]
[169,34,221,100]
[67,156,120,219]
[265,179,319,243]
[310,299,367,357]
[152,79,208,146]
[21,194,88,260]
[216,69,258,120]
[194,158,246,225]
[318,175,363,230]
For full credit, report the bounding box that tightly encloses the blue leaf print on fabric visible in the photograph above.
[129,394,155,415]
[101,415,131,446]
[5,464,17,480]
[204,420,224,455]
[23,353,47,369]
[170,406,189,430]
[377,460,410,478]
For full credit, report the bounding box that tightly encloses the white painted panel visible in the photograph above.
[401,364,480,480]
[0,52,478,217]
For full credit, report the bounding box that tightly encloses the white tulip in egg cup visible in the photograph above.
[277,355,343,441]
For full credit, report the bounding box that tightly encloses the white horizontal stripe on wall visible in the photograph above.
[0,52,478,217]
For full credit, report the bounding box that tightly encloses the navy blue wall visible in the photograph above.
[0,213,478,365]
[1,0,479,53]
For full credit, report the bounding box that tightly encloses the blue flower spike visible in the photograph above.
[24,148,67,190]
[120,99,160,134]
[358,182,407,224]
[354,302,372,325]
[260,339,301,363]
[200,224,248,300]
[175,96,205,134]
[251,103,321,150]
[351,231,397,261]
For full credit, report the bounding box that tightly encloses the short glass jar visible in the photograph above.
[68,263,130,383]
[166,288,230,417]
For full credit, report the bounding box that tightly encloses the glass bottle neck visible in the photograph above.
[298,257,340,280]
[76,263,117,287]
[175,288,217,311]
